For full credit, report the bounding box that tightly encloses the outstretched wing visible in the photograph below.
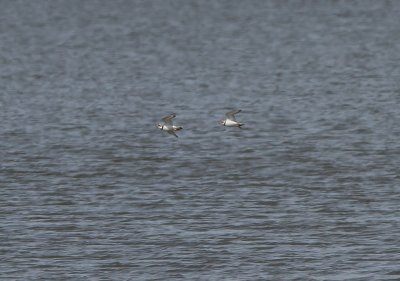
[167,130,178,138]
[225,109,241,121]
[162,113,176,126]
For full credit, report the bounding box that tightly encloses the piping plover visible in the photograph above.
[220,109,244,128]
[157,113,183,138]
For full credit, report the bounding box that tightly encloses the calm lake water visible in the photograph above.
[1,1,400,280]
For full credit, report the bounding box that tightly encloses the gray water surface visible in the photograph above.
[1,1,400,280]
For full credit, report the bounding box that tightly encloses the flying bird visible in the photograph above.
[220,109,244,128]
[157,113,183,138]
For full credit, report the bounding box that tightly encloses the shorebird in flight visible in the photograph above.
[157,113,183,138]
[220,109,244,128]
